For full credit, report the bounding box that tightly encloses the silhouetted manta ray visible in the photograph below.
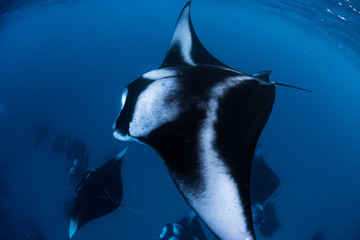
[68,147,127,240]
[250,147,281,237]
[251,146,280,206]
[113,2,277,240]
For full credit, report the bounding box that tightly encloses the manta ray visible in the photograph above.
[113,1,277,239]
[251,146,280,207]
[68,147,127,240]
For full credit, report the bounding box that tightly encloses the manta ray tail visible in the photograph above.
[253,70,311,92]
[121,203,141,215]
[274,82,312,92]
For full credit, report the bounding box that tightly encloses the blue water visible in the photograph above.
[1,0,360,239]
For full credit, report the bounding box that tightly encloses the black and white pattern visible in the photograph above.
[113,2,275,240]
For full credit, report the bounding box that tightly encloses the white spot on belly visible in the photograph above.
[129,78,181,138]
[143,69,178,80]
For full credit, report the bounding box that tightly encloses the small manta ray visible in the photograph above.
[113,1,308,240]
[250,147,281,237]
[250,146,280,207]
[68,147,128,240]
[159,211,208,240]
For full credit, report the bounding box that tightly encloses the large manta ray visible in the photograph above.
[113,2,275,240]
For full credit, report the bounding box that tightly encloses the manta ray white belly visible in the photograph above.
[182,76,253,240]
[113,1,277,239]
[183,167,252,240]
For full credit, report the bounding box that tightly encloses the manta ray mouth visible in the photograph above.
[112,122,132,141]
[113,129,132,141]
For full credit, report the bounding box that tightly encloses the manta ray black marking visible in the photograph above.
[68,147,127,240]
[113,2,276,240]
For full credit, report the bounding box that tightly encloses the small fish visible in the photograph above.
[159,211,208,240]
[68,147,128,240]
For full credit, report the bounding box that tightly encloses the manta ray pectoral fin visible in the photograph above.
[103,146,129,169]
[69,217,78,240]
[160,1,228,68]
[114,146,129,162]
[253,70,272,82]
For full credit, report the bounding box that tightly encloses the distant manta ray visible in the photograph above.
[68,148,127,240]
[113,1,303,240]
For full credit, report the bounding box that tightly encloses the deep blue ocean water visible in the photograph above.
[1,0,360,239]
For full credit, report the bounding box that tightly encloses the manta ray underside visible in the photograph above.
[113,2,276,240]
